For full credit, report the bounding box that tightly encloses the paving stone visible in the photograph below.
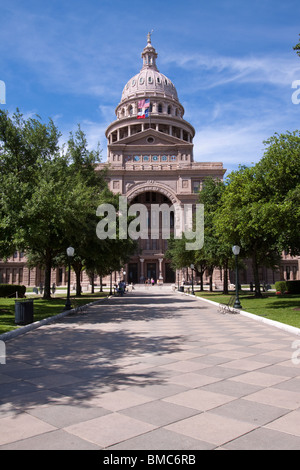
[1,286,300,450]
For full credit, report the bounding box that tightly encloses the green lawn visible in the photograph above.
[195,291,300,329]
[0,291,108,335]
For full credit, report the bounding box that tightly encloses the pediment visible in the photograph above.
[109,128,191,148]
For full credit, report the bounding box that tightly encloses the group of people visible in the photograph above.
[116,280,126,296]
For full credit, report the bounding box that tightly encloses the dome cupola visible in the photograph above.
[120,33,179,103]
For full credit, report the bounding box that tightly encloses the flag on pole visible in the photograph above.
[137,99,150,119]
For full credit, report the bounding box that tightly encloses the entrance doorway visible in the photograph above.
[165,263,175,283]
[128,263,138,284]
[146,263,157,282]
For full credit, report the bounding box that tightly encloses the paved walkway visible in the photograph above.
[1,286,300,450]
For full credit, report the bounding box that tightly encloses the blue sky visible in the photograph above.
[1,0,300,174]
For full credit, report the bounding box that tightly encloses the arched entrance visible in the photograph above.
[126,187,178,283]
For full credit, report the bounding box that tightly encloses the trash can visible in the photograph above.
[179,286,184,292]
[15,300,34,325]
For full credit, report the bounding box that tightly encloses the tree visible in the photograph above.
[294,34,300,57]
[197,177,232,293]
[257,131,300,256]
[21,156,97,298]
[214,165,282,297]
[165,235,195,272]
[0,109,61,259]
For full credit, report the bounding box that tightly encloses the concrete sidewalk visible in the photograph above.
[1,285,300,450]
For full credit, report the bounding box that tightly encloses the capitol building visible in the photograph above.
[96,33,225,285]
[0,35,299,289]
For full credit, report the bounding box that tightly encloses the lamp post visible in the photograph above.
[177,270,180,291]
[64,246,74,311]
[232,245,242,309]
[190,264,195,295]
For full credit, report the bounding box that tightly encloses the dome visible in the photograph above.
[121,69,178,102]
[121,34,179,103]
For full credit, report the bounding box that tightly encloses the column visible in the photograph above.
[158,258,163,281]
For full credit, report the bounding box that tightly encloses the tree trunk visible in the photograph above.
[43,250,52,299]
[223,259,229,295]
[252,251,262,298]
[209,268,213,291]
[73,264,82,296]
[100,276,103,292]
[91,273,95,294]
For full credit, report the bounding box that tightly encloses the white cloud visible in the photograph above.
[194,123,265,169]
[164,52,300,90]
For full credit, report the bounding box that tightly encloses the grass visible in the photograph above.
[0,291,109,335]
[195,290,300,329]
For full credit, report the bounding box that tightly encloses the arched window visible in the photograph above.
[158,103,163,113]
[167,105,171,115]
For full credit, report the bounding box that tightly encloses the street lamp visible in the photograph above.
[64,246,74,311]
[232,245,242,309]
[190,264,195,295]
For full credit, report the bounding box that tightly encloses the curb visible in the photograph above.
[0,296,110,343]
[176,290,300,337]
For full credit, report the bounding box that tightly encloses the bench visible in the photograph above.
[218,295,240,314]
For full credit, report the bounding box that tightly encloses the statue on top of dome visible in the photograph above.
[147,30,154,45]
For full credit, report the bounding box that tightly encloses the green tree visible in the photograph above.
[0,109,61,258]
[294,34,300,57]
[257,131,300,256]
[21,156,97,298]
[214,165,281,297]
[198,177,232,294]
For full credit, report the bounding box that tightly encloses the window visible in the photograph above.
[167,105,171,114]
[158,103,163,113]
[193,181,200,193]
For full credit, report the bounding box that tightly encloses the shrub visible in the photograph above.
[286,280,300,294]
[275,281,287,294]
[0,284,26,298]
